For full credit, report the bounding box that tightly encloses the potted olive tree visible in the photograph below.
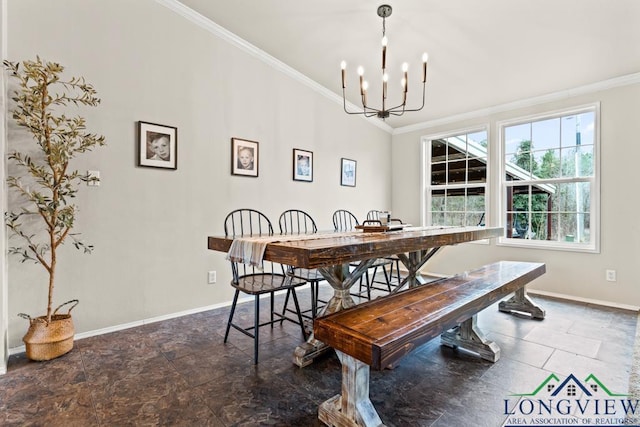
[4,57,106,360]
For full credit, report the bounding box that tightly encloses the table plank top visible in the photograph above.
[208,226,503,269]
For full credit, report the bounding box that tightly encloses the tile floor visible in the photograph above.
[0,284,637,427]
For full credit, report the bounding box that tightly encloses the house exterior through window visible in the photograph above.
[422,103,599,253]
[425,129,488,227]
[499,104,599,252]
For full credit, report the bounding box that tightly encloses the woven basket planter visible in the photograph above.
[19,300,78,361]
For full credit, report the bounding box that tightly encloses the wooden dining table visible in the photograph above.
[207,225,503,367]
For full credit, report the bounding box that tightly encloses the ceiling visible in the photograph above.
[177,0,640,130]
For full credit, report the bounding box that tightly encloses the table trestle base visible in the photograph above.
[293,338,329,368]
[393,247,442,292]
[318,351,384,427]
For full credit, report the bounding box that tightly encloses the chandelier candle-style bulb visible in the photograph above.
[382,36,388,70]
[383,73,388,99]
[422,53,429,83]
[362,80,369,105]
[402,62,409,93]
[340,4,429,120]
[401,78,407,103]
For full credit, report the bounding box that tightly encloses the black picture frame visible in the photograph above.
[138,121,178,170]
[341,158,357,187]
[293,148,313,182]
[231,137,259,177]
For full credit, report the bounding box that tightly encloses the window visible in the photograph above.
[425,129,488,227]
[499,105,599,252]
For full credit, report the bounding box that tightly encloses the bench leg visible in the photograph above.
[440,315,501,362]
[318,351,384,427]
[499,287,546,319]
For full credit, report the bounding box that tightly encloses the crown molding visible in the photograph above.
[155,0,393,134]
[158,1,639,137]
[394,72,640,135]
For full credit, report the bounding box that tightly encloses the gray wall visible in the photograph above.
[4,0,392,348]
[4,0,639,359]
[391,83,640,307]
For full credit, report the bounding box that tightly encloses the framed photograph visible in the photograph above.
[340,158,357,187]
[231,138,259,177]
[293,149,313,182]
[138,121,177,170]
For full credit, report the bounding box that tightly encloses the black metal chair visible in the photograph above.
[278,209,326,323]
[223,208,308,364]
[332,209,394,300]
[367,210,403,287]
[332,209,360,231]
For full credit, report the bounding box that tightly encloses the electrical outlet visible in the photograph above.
[605,269,616,282]
[207,271,217,284]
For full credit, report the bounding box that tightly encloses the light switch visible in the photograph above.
[87,170,100,186]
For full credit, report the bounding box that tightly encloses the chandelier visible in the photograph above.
[340,4,428,120]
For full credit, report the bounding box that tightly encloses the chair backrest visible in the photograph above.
[366,210,381,221]
[224,209,277,278]
[332,209,359,231]
[279,209,318,234]
[224,208,273,237]
[368,209,404,225]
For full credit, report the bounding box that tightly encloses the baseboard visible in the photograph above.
[415,268,640,312]
[527,289,640,312]
[8,286,305,356]
[9,283,636,356]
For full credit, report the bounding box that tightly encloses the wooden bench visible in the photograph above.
[313,261,546,427]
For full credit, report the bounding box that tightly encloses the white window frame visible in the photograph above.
[497,103,601,253]
[421,126,490,231]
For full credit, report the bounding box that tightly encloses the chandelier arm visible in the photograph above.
[360,100,384,115]
[343,88,373,115]
[385,102,409,113]
[342,101,380,118]
[386,82,427,114]
[397,83,427,113]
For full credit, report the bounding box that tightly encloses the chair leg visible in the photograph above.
[311,282,317,321]
[270,291,275,328]
[395,259,401,286]
[366,269,374,300]
[290,289,308,339]
[224,290,240,343]
[388,261,395,290]
[382,264,392,292]
[280,289,291,325]
[315,281,325,315]
[254,294,260,364]
[364,268,376,300]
